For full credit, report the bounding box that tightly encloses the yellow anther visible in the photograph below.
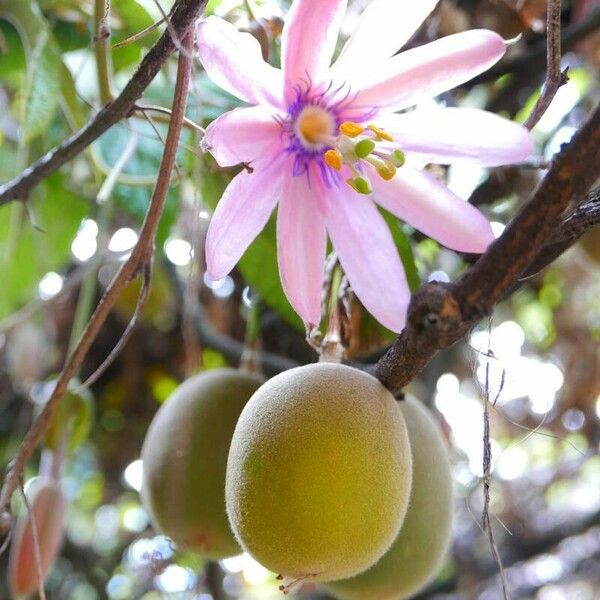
[340,121,365,138]
[324,149,343,171]
[377,160,397,181]
[368,124,393,142]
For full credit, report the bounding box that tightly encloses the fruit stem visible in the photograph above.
[240,289,263,376]
[320,265,346,363]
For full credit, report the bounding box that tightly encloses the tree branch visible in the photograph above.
[524,0,568,130]
[0,0,207,206]
[0,29,195,531]
[517,187,600,281]
[373,101,600,395]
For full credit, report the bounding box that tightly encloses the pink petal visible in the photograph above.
[205,154,287,279]
[371,166,494,253]
[380,108,534,166]
[332,0,439,77]
[203,106,283,167]
[350,30,506,112]
[277,167,326,324]
[282,0,347,100]
[322,185,410,333]
[196,17,283,108]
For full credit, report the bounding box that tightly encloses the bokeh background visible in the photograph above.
[0,0,599,598]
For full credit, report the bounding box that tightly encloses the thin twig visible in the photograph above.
[0,527,11,557]
[133,104,205,133]
[0,30,195,533]
[0,0,208,206]
[136,108,184,182]
[112,17,166,48]
[511,187,600,285]
[79,261,153,389]
[150,0,194,60]
[481,328,510,599]
[524,0,568,130]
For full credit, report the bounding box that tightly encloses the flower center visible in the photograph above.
[279,82,402,188]
[294,106,336,149]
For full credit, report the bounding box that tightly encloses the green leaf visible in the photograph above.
[206,0,226,15]
[19,28,61,142]
[0,20,26,89]
[1,0,85,139]
[0,172,89,319]
[380,209,421,292]
[52,19,90,52]
[1,1,61,142]
[60,62,85,129]
[112,0,158,71]
[199,167,232,211]
[113,0,156,41]
[0,0,46,49]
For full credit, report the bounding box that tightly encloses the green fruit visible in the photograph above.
[225,363,413,584]
[9,477,67,598]
[325,396,453,600]
[141,368,263,559]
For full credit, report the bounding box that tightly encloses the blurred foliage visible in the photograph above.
[0,0,599,599]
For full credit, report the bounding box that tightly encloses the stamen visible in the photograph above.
[376,160,397,181]
[324,149,343,171]
[391,149,406,167]
[347,176,372,195]
[340,121,364,138]
[354,139,376,159]
[368,124,393,142]
[364,154,395,180]
[321,119,405,191]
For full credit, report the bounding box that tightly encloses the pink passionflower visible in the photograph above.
[197,0,533,332]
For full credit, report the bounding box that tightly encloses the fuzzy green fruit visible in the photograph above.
[141,368,263,559]
[225,363,413,584]
[325,396,453,600]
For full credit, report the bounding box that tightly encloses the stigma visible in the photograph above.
[323,122,406,195]
[294,106,336,150]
